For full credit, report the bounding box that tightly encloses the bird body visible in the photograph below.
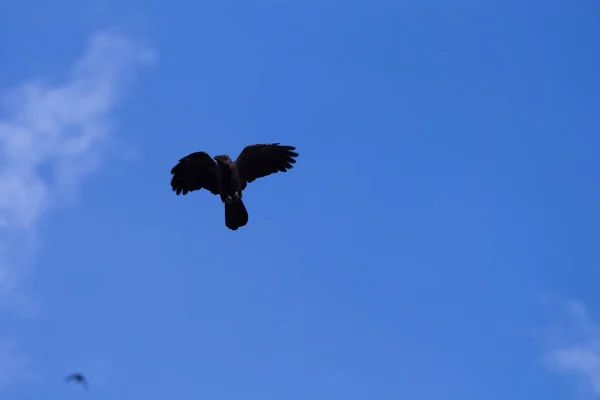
[170,143,298,230]
[214,154,242,203]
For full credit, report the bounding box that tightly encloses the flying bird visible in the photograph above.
[170,143,298,230]
[64,373,88,389]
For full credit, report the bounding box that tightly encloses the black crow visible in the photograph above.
[170,143,298,230]
[64,373,88,389]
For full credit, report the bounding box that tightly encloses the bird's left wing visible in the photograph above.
[234,143,298,186]
[170,151,220,195]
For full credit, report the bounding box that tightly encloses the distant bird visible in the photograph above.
[170,143,298,230]
[64,373,88,389]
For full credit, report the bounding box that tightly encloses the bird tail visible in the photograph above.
[225,194,248,230]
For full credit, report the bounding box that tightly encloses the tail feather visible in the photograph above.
[224,194,248,230]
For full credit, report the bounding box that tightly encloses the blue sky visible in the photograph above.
[0,0,599,399]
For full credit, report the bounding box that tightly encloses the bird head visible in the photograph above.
[214,155,232,165]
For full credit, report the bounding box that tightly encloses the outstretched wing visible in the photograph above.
[234,143,298,186]
[170,152,219,195]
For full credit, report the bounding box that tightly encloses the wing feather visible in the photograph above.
[235,143,298,186]
[170,151,219,195]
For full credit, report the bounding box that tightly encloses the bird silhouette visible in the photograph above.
[64,373,89,389]
[170,143,298,230]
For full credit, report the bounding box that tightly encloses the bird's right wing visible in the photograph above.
[170,152,219,195]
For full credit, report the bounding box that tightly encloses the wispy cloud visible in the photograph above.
[0,31,155,387]
[0,32,156,309]
[542,299,600,397]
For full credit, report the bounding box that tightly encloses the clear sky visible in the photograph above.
[1,1,599,399]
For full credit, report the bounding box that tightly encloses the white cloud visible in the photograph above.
[0,32,156,308]
[0,31,155,387]
[543,300,600,397]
